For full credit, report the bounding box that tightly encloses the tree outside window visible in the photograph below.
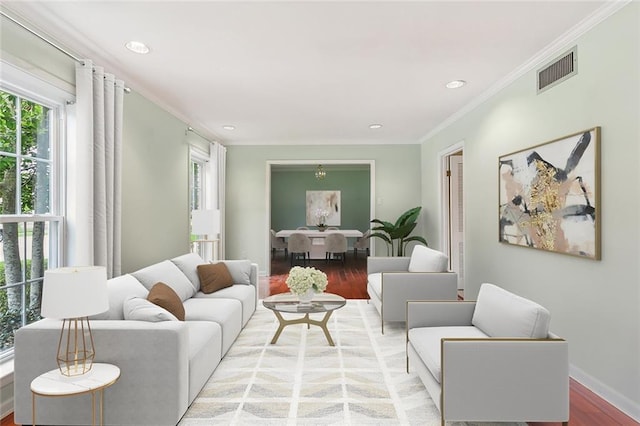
[0,89,57,353]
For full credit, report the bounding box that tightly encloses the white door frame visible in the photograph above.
[439,141,464,287]
[265,159,376,276]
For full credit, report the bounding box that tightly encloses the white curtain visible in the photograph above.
[208,142,226,259]
[69,60,124,277]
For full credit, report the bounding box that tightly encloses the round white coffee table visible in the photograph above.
[30,363,120,426]
[262,292,346,346]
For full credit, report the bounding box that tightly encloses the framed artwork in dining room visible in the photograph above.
[498,127,601,260]
[306,190,341,226]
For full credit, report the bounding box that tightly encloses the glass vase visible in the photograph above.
[297,288,315,306]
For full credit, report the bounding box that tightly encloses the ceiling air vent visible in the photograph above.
[537,46,577,94]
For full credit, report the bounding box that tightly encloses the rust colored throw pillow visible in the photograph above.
[147,282,185,321]
[197,263,234,294]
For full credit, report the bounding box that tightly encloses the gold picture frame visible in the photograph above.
[498,127,601,259]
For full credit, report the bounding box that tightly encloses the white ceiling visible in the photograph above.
[2,1,609,146]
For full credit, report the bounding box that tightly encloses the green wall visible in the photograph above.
[271,169,370,233]
[421,3,639,418]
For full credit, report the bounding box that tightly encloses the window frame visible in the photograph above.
[0,70,66,361]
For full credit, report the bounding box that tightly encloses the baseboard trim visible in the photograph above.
[0,399,13,422]
[570,364,640,422]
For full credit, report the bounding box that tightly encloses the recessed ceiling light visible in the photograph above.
[369,124,383,129]
[445,80,466,89]
[125,41,150,54]
[222,125,235,131]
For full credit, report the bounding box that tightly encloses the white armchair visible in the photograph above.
[367,245,458,333]
[406,283,569,425]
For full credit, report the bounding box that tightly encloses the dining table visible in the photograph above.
[275,229,364,259]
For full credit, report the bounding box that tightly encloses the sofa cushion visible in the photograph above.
[367,273,382,299]
[90,274,149,320]
[408,245,448,272]
[123,296,179,322]
[408,326,488,383]
[194,284,257,326]
[183,298,243,355]
[184,321,223,403]
[472,283,551,338]
[221,260,252,285]
[171,253,206,292]
[148,282,185,321]
[132,260,196,301]
[197,263,234,294]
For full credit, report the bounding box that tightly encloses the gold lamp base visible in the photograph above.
[56,317,96,376]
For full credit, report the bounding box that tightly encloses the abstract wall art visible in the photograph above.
[306,190,341,226]
[498,127,600,259]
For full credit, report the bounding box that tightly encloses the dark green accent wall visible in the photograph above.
[271,169,370,232]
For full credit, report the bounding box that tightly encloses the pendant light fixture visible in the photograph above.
[315,164,326,180]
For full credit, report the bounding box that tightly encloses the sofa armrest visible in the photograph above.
[14,319,190,426]
[378,273,458,322]
[250,262,259,304]
[441,338,569,423]
[407,300,476,331]
[249,262,259,287]
[367,256,410,274]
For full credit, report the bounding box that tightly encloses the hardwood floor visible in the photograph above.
[2,254,636,426]
[267,250,369,299]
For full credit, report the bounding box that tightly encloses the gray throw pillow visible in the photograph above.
[221,260,252,285]
[123,296,178,322]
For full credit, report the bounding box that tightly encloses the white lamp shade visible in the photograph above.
[41,266,109,319]
[191,209,220,236]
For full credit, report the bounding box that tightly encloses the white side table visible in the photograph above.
[30,363,120,426]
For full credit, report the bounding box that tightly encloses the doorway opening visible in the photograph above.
[265,160,376,277]
[440,143,465,293]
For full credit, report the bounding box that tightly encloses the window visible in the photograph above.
[189,148,208,258]
[0,86,63,359]
[190,151,207,213]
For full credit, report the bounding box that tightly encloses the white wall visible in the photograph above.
[225,144,423,273]
[421,3,639,419]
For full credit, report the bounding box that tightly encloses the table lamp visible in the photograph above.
[41,266,109,376]
[191,209,220,238]
[191,209,220,261]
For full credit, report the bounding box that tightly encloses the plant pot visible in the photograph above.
[317,225,327,232]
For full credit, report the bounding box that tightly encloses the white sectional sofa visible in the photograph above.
[406,283,569,425]
[13,253,258,426]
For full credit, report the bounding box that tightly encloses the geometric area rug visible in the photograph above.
[179,300,526,426]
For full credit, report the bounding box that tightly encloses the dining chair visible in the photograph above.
[296,226,310,230]
[288,233,311,266]
[325,233,348,264]
[353,229,371,258]
[270,229,288,259]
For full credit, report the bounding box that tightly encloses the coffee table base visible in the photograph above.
[270,310,336,346]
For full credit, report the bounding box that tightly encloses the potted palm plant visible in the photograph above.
[370,206,428,256]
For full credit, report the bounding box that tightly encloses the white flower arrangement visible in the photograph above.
[315,208,330,225]
[285,266,328,295]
